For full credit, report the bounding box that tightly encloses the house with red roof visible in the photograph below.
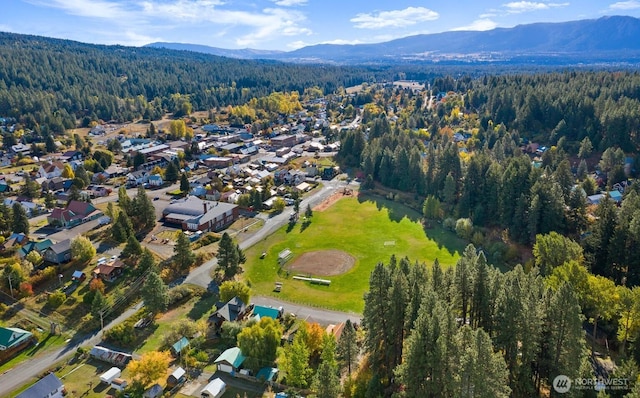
[47,200,103,227]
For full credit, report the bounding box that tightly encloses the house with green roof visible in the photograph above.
[0,326,34,362]
[171,337,189,357]
[214,347,246,375]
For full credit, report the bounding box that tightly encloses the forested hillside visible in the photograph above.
[0,32,370,133]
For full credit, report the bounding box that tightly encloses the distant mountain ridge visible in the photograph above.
[146,16,640,64]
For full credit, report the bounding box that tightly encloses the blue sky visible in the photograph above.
[2,0,640,50]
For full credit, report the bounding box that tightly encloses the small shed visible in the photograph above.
[111,378,127,391]
[201,377,226,398]
[167,366,186,387]
[71,270,86,282]
[256,367,279,382]
[171,336,190,356]
[99,367,121,384]
[144,383,164,398]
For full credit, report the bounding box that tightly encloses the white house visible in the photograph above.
[38,161,64,179]
[16,373,65,398]
[127,170,150,186]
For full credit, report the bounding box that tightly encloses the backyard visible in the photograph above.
[243,194,466,313]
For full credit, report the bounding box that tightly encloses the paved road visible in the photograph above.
[0,302,143,397]
[2,178,357,396]
[184,178,347,290]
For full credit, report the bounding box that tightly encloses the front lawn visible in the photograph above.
[243,194,465,313]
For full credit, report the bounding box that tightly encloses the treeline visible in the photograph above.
[0,32,372,134]
[358,248,640,398]
[439,72,640,152]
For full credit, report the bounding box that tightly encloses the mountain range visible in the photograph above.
[146,16,640,65]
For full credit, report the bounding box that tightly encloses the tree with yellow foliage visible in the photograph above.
[128,351,172,387]
[61,163,75,179]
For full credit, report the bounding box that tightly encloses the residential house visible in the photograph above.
[162,196,238,232]
[1,232,28,251]
[127,170,150,186]
[214,347,246,375]
[16,373,64,398]
[208,296,247,331]
[59,150,83,162]
[4,198,41,218]
[48,201,103,227]
[18,239,53,259]
[10,143,31,156]
[144,383,164,398]
[93,260,125,282]
[0,155,12,167]
[0,326,35,362]
[609,190,623,204]
[148,174,163,187]
[0,181,11,194]
[38,161,65,179]
[86,185,110,198]
[42,239,72,265]
[41,177,72,192]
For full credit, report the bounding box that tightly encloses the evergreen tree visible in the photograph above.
[91,290,109,318]
[112,211,134,243]
[337,319,359,376]
[11,202,29,235]
[165,161,179,183]
[138,248,156,272]
[305,204,313,218]
[121,235,143,259]
[118,186,133,216]
[132,186,156,230]
[454,326,511,397]
[180,173,189,192]
[44,191,55,209]
[217,232,243,278]
[74,165,90,187]
[173,232,195,272]
[141,271,169,314]
[0,203,12,233]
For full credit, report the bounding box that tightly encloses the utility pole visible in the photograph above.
[6,273,14,298]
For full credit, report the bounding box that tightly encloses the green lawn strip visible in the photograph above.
[0,332,66,373]
[243,195,465,313]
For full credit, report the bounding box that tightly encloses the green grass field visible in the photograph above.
[243,194,466,313]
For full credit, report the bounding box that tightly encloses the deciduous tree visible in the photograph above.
[128,351,172,387]
[237,317,282,372]
[71,236,96,263]
[219,280,251,305]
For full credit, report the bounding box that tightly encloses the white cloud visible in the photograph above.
[351,7,439,29]
[503,1,569,14]
[272,0,308,6]
[31,0,312,47]
[452,19,499,31]
[609,1,640,9]
[479,13,498,18]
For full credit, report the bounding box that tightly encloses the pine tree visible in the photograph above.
[173,232,195,272]
[165,161,179,182]
[141,271,169,314]
[112,211,134,242]
[121,235,143,259]
[454,326,511,397]
[11,202,29,235]
[178,173,188,193]
[138,248,156,272]
[132,186,156,230]
[337,319,359,375]
[217,232,242,278]
[91,290,109,318]
[118,186,132,216]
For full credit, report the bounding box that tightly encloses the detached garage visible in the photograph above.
[214,347,246,375]
[200,378,226,398]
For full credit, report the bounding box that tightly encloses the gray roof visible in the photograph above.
[47,239,71,254]
[16,373,63,398]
